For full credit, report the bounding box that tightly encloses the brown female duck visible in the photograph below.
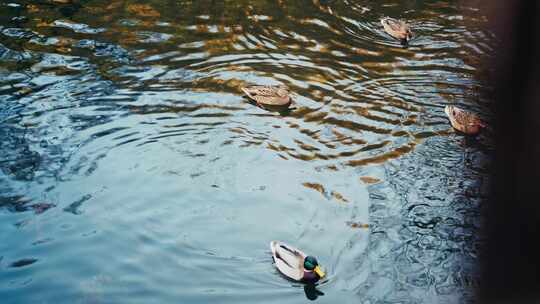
[380,17,413,45]
[445,105,486,135]
[241,85,292,108]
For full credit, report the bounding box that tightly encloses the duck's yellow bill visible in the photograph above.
[314,265,325,278]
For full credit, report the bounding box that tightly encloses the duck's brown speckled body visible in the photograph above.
[241,85,292,107]
[445,105,486,135]
[381,17,413,45]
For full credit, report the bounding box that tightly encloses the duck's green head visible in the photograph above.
[304,256,325,278]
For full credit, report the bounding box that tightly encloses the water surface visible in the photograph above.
[0,1,493,303]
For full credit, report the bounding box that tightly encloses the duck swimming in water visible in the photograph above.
[270,241,325,283]
[380,17,413,45]
[241,85,292,108]
[445,105,486,135]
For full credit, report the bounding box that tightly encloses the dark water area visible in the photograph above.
[0,1,494,303]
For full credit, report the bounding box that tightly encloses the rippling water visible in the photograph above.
[0,1,494,303]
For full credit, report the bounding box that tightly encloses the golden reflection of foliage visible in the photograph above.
[302,183,348,203]
[303,111,327,123]
[55,37,75,53]
[346,221,369,229]
[329,107,353,116]
[320,165,338,171]
[353,48,381,57]
[288,44,301,50]
[331,191,349,203]
[225,78,248,91]
[310,89,324,100]
[27,4,39,13]
[330,39,381,57]
[299,18,341,35]
[107,0,123,10]
[192,78,249,95]
[204,37,240,55]
[84,6,105,14]
[127,4,160,18]
[117,29,140,45]
[36,20,53,28]
[330,128,350,141]
[352,107,369,116]
[84,0,124,22]
[347,142,417,167]
[302,182,326,196]
[311,0,333,15]
[306,74,329,84]
[359,176,381,184]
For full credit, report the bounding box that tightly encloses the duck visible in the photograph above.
[380,17,413,45]
[241,85,292,108]
[444,105,486,135]
[270,241,325,283]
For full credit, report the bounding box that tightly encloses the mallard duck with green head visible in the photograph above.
[270,241,325,283]
[241,85,292,108]
[381,17,413,45]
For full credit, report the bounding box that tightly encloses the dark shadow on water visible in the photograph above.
[243,97,295,116]
[9,258,38,268]
[304,284,324,301]
[479,2,540,304]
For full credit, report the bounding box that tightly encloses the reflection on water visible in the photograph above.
[0,0,493,303]
[304,283,325,301]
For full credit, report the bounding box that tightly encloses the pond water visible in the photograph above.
[0,1,494,303]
